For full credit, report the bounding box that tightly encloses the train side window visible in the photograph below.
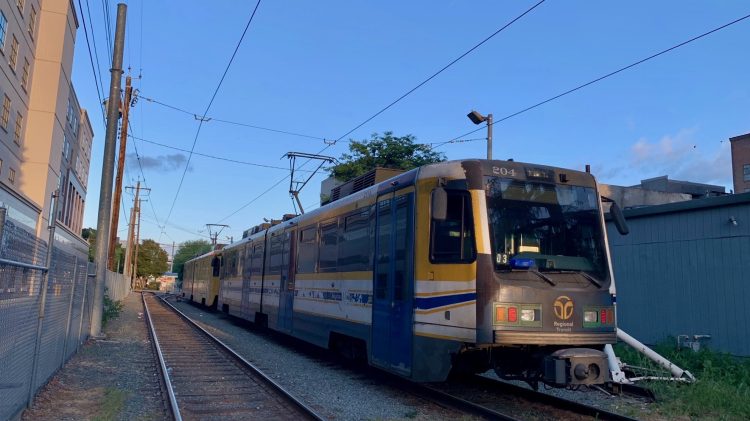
[430,190,476,263]
[319,221,338,272]
[297,226,318,273]
[268,235,284,275]
[338,210,371,272]
[250,243,264,277]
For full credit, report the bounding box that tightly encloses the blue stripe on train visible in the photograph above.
[414,292,477,310]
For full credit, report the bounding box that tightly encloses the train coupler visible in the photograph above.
[543,348,609,386]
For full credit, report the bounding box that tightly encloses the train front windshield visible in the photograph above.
[485,177,609,282]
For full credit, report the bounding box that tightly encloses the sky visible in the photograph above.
[73,1,750,251]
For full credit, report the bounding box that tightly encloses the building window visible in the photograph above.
[0,12,7,49]
[9,168,15,184]
[14,112,23,144]
[1,95,10,129]
[21,58,29,89]
[9,35,18,69]
[28,6,36,38]
[744,164,750,182]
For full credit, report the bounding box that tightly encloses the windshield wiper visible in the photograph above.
[578,271,602,288]
[530,269,556,286]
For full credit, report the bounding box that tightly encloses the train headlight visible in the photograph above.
[520,309,535,322]
[584,310,598,323]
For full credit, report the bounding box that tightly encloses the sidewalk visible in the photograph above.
[22,293,168,421]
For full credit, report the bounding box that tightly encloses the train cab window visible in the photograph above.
[319,221,338,272]
[430,190,476,263]
[297,226,318,274]
[211,256,221,277]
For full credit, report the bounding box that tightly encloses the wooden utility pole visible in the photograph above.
[123,181,148,286]
[132,198,142,288]
[108,75,133,270]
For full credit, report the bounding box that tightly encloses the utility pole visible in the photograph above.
[122,205,136,278]
[132,198,142,288]
[91,3,127,338]
[486,113,493,160]
[108,75,133,270]
[169,241,175,272]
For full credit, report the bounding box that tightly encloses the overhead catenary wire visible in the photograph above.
[163,0,263,229]
[449,12,750,141]
[332,0,546,144]
[138,95,326,141]
[131,135,316,172]
[214,3,547,224]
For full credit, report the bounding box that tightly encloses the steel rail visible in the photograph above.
[141,293,182,421]
[157,294,325,421]
[411,382,523,420]
[467,374,639,421]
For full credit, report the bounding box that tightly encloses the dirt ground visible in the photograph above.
[22,293,168,421]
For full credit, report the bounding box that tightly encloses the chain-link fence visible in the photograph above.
[0,208,129,420]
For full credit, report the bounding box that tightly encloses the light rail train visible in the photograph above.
[182,159,629,387]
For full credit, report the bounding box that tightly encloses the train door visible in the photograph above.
[372,190,414,376]
[278,230,295,333]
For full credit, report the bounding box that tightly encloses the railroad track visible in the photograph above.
[419,374,640,421]
[141,292,324,421]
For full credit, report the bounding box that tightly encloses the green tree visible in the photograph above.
[172,240,212,282]
[330,132,446,182]
[136,239,169,278]
[82,228,96,262]
[81,227,126,272]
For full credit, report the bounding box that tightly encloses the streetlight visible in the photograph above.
[467,110,493,160]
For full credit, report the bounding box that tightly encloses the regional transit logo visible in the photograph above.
[553,295,574,320]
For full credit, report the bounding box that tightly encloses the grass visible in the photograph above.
[615,339,750,420]
[92,387,128,421]
[102,294,123,328]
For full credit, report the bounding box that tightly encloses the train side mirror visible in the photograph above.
[606,199,629,235]
[431,187,448,221]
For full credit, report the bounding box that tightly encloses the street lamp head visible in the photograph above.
[467,110,487,125]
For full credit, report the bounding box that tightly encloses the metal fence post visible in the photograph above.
[61,255,78,365]
[77,270,91,347]
[27,190,59,408]
[0,206,6,248]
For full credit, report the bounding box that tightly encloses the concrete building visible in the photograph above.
[730,132,750,194]
[600,175,726,211]
[0,0,92,243]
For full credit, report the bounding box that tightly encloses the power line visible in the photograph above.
[77,0,106,127]
[131,134,316,172]
[451,12,750,141]
[164,0,263,228]
[332,0,546,144]
[138,94,326,140]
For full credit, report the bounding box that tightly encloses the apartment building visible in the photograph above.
[0,0,93,242]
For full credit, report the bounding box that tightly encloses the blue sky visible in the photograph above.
[74,1,750,248]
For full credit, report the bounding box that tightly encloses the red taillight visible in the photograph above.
[508,307,518,322]
[600,309,607,324]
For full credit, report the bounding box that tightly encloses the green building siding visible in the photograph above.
[606,193,750,356]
